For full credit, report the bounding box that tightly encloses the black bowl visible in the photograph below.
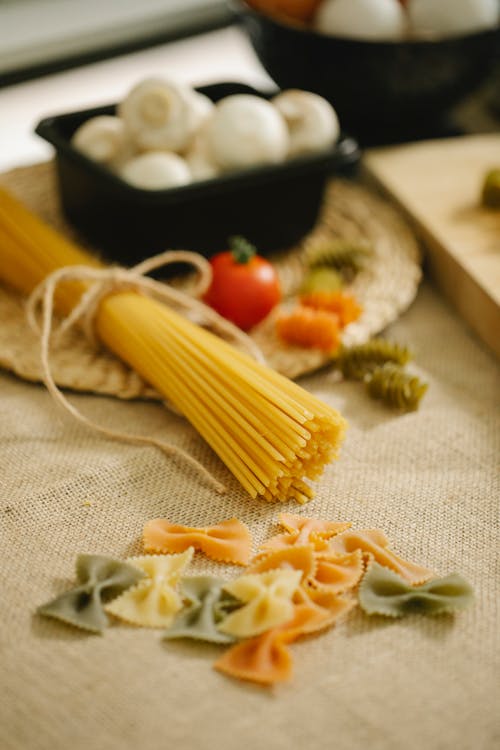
[35,81,360,264]
[232,1,500,142]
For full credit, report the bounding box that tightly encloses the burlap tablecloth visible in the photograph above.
[1,275,499,750]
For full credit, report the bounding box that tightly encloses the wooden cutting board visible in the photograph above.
[364,134,500,358]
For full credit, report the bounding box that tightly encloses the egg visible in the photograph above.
[408,0,499,38]
[314,0,407,40]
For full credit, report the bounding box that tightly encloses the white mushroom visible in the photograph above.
[204,94,289,171]
[71,115,134,168]
[184,128,220,181]
[119,152,191,190]
[188,91,215,132]
[272,90,340,157]
[118,78,213,154]
[314,0,406,40]
[408,0,499,38]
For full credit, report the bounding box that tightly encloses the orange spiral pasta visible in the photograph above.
[276,306,341,353]
[299,290,363,328]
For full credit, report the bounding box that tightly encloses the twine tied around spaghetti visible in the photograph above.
[26,249,267,494]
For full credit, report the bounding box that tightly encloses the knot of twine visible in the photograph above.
[27,250,267,494]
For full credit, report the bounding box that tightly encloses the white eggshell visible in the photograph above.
[315,0,406,40]
[205,94,289,171]
[409,0,499,38]
[71,115,134,167]
[273,89,340,157]
[119,152,191,190]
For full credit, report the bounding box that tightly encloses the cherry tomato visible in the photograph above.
[203,237,281,331]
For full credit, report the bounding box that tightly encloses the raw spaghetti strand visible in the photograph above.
[0,186,347,502]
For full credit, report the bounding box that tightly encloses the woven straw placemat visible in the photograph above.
[0,161,421,392]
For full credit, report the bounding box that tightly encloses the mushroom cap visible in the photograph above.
[314,0,406,40]
[205,94,289,171]
[119,151,191,190]
[118,78,210,154]
[185,128,220,181]
[188,91,215,130]
[272,90,340,157]
[408,0,499,38]
[71,115,133,167]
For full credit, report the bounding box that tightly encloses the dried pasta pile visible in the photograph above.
[37,513,474,687]
[0,187,346,502]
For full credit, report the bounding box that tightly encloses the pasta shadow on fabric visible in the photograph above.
[342,609,397,638]
[299,372,416,432]
[161,640,280,695]
[407,613,458,641]
[343,608,459,639]
[120,536,144,558]
[30,612,96,642]
[161,637,225,663]
[329,391,406,433]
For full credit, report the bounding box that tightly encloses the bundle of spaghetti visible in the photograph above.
[0,187,346,503]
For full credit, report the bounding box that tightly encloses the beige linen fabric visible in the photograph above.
[1,281,499,750]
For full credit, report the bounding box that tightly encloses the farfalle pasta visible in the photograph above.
[143,517,252,565]
[105,549,193,628]
[280,513,351,545]
[36,511,474,689]
[247,541,363,597]
[215,590,355,685]
[329,529,433,585]
[164,576,240,644]
[259,513,351,554]
[218,569,302,638]
[359,563,474,617]
[246,546,317,582]
[37,554,145,633]
[294,585,356,630]
[215,626,293,685]
[312,550,364,593]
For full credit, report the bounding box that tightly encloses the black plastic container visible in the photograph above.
[35,82,360,265]
[232,2,500,143]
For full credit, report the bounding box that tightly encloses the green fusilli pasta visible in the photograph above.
[366,363,428,412]
[306,239,373,276]
[481,169,500,209]
[337,339,412,380]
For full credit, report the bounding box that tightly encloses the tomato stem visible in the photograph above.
[228,235,256,264]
